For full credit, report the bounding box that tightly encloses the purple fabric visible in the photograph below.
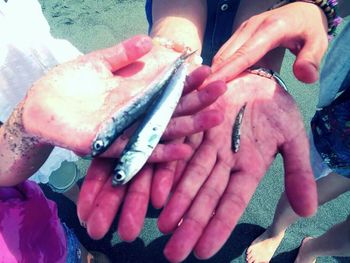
[0,181,67,263]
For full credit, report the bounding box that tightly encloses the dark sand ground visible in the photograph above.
[39,1,350,262]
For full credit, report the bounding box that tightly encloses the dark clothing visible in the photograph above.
[311,83,350,177]
[145,0,241,65]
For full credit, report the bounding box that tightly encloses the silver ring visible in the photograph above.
[247,66,288,92]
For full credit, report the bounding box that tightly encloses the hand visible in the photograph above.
[77,66,227,240]
[208,2,328,84]
[21,35,204,158]
[157,72,318,262]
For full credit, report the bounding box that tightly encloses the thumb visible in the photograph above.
[88,34,153,72]
[293,38,328,84]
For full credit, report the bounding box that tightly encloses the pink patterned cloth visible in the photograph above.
[0,181,67,263]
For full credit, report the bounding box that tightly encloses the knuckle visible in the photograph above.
[191,160,209,178]
[185,215,207,230]
[232,48,254,69]
[262,15,288,31]
[202,184,222,201]
[213,54,226,66]
[176,186,196,203]
[225,191,248,214]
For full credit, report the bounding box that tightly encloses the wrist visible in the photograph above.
[0,104,53,186]
[3,103,52,152]
[297,0,342,37]
[271,0,342,38]
[150,17,203,52]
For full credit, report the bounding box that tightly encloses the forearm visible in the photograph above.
[0,103,53,186]
[150,0,207,52]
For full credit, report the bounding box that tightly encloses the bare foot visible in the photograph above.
[87,251,111,263]
[246,227,285,263]
[79,241,111,263]
[294,237,316,263]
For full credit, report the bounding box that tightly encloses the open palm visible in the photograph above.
[22,35,183,156]
[76,66,227,241]
[156,72,318,262]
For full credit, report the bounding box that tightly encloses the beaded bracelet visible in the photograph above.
[271,0,342,38]
[152,36,203,65]
[153,36,191,53]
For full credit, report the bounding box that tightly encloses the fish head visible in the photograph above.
[112,168,127,186]
[91,136,110,157]
[112,150,148,186]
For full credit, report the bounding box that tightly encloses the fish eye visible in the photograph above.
[112,169,126,186]
[115,170,125,180]
[115,169,126,181]
[93,139,104,151]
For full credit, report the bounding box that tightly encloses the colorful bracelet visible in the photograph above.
[270,0,342,38]
[152,36,191,53]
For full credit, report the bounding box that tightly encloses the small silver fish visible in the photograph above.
[112,63,188,185]
[91,52,193,157]
[231,104,247,153]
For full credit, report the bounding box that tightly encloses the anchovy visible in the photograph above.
[91,52,194,157]
[112,63,188,185]
[231,104,247,153]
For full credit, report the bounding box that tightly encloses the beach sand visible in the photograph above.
[40,0,147,53]
[39,1,350,262]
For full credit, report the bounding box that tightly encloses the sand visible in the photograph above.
[39,0,147,53]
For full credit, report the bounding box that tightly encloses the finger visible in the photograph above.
[163,160,230,263]
[148,143,192,163]
[206,19,288,84]
[158,140,217,234]
[87,35,153,72]
[85,177,127,240]
[77,158,115,223]
[118,165,153,241]
[173,133,204,188]
[293,36,328,83]
[173,159,190,191]
[194,167,265,259]
[280,131,317,217]
[174,80,226,117]
[183,65,211,94]
[212,19,260,71]
[162,110,224,140]
[151,161,177,209]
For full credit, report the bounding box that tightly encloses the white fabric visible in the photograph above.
[0,0,82,183]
